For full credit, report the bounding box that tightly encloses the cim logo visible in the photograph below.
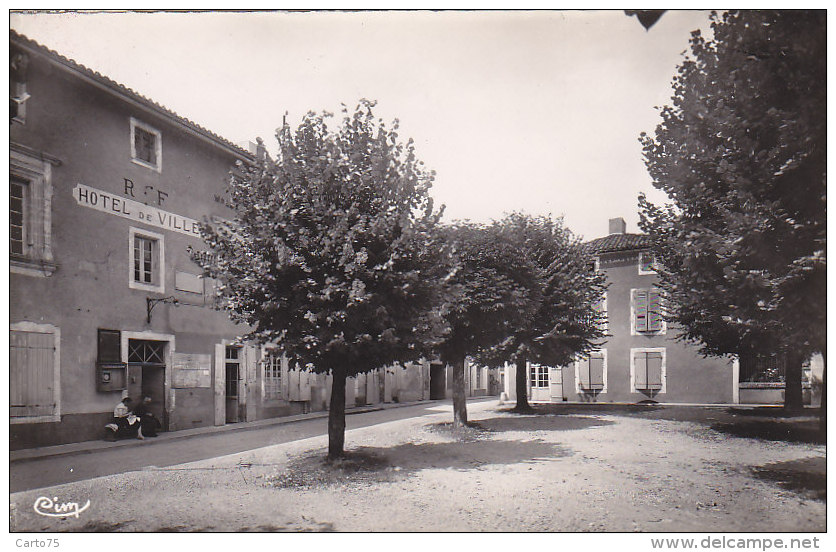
[33,496,91,518]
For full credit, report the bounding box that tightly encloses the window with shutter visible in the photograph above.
[632,348,666,393]
[10,322,60,422]
[633,288,664,334]
[589,353,605,390]
[577,350,606,392]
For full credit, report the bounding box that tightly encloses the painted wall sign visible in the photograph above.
[172,353,212,388]
[73,183,202,237]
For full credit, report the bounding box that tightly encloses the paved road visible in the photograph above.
[10,400,484,493]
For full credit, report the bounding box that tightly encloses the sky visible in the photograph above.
[10,9,713,241]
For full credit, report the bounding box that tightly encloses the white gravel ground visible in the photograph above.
[10,401,826,532]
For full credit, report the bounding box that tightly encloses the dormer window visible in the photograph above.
[130,117,162,172]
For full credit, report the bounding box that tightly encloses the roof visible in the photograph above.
[584,232,652,254]
[11,30,254,162]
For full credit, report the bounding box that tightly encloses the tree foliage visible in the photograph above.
[638,11,826,406]
[436,222,541,424]
[478,214,608,410]
[197,100,453,455]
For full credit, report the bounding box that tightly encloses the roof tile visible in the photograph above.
[584,233,651,254]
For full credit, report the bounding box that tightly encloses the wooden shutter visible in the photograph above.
[634,289,649,332]
[577,358,590,389]
[634,352,648,390]
[214,343,225,425]
[10,330,55,417]
[589,353,604,390]
[648,290,663,332]
[647,352,663,389]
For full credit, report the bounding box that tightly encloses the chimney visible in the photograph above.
[608,217,626,235]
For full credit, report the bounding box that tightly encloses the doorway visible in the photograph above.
[429,362,446,400]
[127,339,168,431]
[225,346,242,423]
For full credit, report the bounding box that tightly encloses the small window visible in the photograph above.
[632,348,666,393]
[130,117,162,172]
[529,363,549,389]
[129,227,164,292]
[638,251,657,274]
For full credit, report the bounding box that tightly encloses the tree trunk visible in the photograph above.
[783,351,804,414]
[513,354,531,412]
[328,365,347,460]
[452,358,468,427]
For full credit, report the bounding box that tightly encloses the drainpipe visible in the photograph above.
[732,355,740,404]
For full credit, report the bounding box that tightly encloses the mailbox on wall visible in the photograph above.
[97,362,127,392]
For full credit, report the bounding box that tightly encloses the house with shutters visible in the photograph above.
[502,217,737,405]
[9,30,431,449]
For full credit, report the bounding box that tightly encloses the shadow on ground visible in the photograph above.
[752,457,826,502]
[475,415,615,433]
[498,403,825,444]
[710,420,825,445]
[266,438,566,490]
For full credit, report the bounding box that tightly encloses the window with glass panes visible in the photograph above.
[263,351,282,399]
[10,177,26,256]
[133,235,156,284]
[633,288,663,333]
[529,364,549,388]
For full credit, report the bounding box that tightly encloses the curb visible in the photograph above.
[10,399,452,465]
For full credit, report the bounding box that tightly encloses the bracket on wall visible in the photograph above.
[146,296,179,323]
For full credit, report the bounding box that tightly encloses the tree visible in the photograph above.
[638,11,826,414]
[435,222,541,426]
[197,100,452,459]
[480,213,608,412]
